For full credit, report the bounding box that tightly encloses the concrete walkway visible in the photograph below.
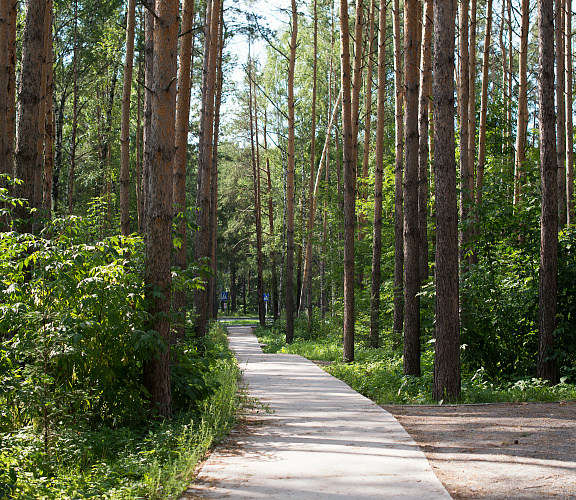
[183,326,451,499]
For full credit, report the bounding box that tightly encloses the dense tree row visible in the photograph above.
[2,0,576,420]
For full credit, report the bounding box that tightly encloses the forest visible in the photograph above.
[1,0,576,496]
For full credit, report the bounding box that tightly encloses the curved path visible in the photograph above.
[183,326,451,499]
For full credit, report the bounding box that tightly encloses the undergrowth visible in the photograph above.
[256,318,576,405]
[0,323,240,500]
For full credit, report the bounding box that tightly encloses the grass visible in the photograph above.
[255,320,576,406]
[0,323,241,500]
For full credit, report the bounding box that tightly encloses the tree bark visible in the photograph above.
[120,0,137,236]
[143,0,179,419]
[68,0,78,216]
[556,0,567,227]
[361,0,376,211]
[7,0,17,181]
[468,0,476,188]
[537,0,558,384]
[264,108,279,320]
[403,0,421,376]
[136,58,143,232]
[286,0,297,343]
[142,0,155,235]
[514,0,529,209]
[32,1,50,226]
[432,0,460,401]
[458,0,470,265]
[351,0,363,175]
[248,53,265,327]
[209,11,224,320]
[566,3,574,225]
[43,1,54,218]
[341,0,356,363]
[0,0,8,192]
[195,0,221,337]
[173,0,195,340]
[301,0,318,326]
[393,0,404,338]
[418,0,432,282]
[13,0,47,232]
[475,0,491,206]
[369,0,386,349]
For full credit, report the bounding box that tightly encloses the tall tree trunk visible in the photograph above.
[173,0,195,340]
[210,10,224,320]
[300,91,342,320]
[53,90,65,211]
[301,0,318,325]
[68,0,78,215]
[369,0,386,349]
[557,0,567,227]
[136,58,143,232]
[418,0,432,282]
[264,109,279,320]
[403,0,421,376]
[142,1,155,234]
[499,0,507,177]
[458,0,470,265]
[468,0,476,189]
[566,4,574,225]
[286,0,297,343]
[195,0,221,337]
[341,0,356,363]
[475,0,491,206]
[2,0,17,196]
[514,0,529,209]
[506,0,512,175]
[33,0,51,226]
[248,53,265,327]
[393,0,404,338]
[13,0,47,232]
[537,0,558,384]
[361,0,376,221]
[351,0,363,174]
[143,0,178,419]
[120,0,136,236]
[432,0,460,401]
[0,0,8,195]
[43,1,54,218]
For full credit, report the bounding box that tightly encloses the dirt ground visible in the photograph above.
[383,402,576,499]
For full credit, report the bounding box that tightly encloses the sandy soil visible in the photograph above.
[383,402,576,499]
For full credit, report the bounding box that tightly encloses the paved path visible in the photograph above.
[183,326,451,499]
